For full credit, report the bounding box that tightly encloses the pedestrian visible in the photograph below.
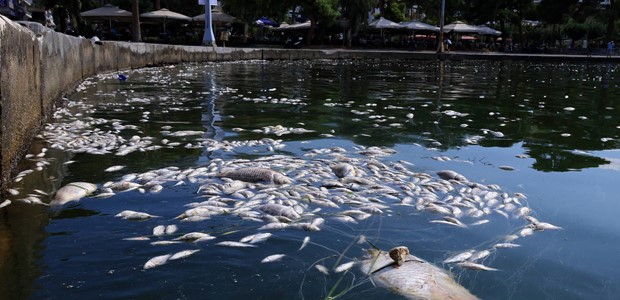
[607,40,614,57]
[445,38,452,52]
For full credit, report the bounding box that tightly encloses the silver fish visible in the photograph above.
[218,168,292,184]
[174,232,215,242]
[216,241,257,248]
[261,254,285,263]
[443,250,474,264]
[334,261,356,273]
[315,264,330,275]
[299,236,310,251]
[169,249,200,260]
[456,261,498,271]
[143,254,171,270]
[239,232,272,244]
[105,165,126,172]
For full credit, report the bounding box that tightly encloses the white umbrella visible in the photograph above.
[141,8,191,32]
[399,20,439,32]
[80,4,132,30]
[368,17,404,30]
[476,25,501,36]
[192,7,236,23]
[442,21,480,34]
[368,17,404,43]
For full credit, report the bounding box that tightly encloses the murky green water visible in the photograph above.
[2,59,620,299]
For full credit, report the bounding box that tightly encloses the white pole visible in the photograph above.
[202,3,216,47]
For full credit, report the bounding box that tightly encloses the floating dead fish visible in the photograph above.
[334,261,356,273]
[330,162,356,178]
[143,254,171,269]
[533,222,562,231]
[115,210,158,220]
[123,236,151,241]
[443,250,475,264]
[151,241,183,246]
[169,249,200,260]
[52,182,98,205]
[299,236,310,251]
[153,225,166,236]
[216,241,257,248]
[165,225,178,235]
[174,232,215,242]
[493,243,520,249]
[361,248,478,300]
[239,232,272,244]
[0,199,11,208]
[261,254,285,263]
[218,168,292,185]
[456,261,498,271]
[315,264,330,275]
[436,170,468,182]
[468,250,492,262]
[105,165,126,172]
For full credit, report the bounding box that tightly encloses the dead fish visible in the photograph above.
[105,165,125,172]
[330,162,356,178]
[123,236,151,241]
[0,200,11,208]
[334,261,356,273]
[218,168,292,184]
[315,264,330,275]
[436,170,468,182]
[469,219,490,226]
[360,248,478,300]
[165,225,178,235]
[259,203,300,220]
[493,243,521,249]
[174,232,215,242]
[153,225,166,236]
[115,210,158,220]
[456,261,498,271]
[298,236,310,251]
[150,241,182,246]
[261,254,285,263]
[143,254,171,270]
[216,241,257,248]
[169,249,200,260]
[443,250,474,264]
[468,250,492,262]
[239,232,272,244]
[533,222,562,231]
[52,182,97,205]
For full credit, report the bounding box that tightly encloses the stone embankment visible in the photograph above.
[0,15,616,191]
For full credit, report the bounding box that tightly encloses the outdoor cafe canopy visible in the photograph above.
[80,4,132,29]
[399,20,439,32]
[192,7,236,24]
[442,21,481,34]
[140,8,191,32]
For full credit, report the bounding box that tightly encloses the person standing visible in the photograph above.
[607,40,614,57]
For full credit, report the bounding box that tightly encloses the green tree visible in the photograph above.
[297,0,340,45]
[340,0,375,47]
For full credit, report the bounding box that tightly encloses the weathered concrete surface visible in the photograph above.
[0,17,42,191]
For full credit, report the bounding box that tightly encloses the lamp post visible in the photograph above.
[437,0,445,53]
[202,1,216,47]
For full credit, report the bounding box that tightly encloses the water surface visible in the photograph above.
[2,59,620,299]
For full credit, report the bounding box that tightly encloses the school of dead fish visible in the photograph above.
[0,64,565,298]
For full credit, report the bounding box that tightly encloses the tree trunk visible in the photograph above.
[306,17,316,46]
[132,0,142,42]
[606,0,616,41]
[154,0,161,10]
[243,23,249,44]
